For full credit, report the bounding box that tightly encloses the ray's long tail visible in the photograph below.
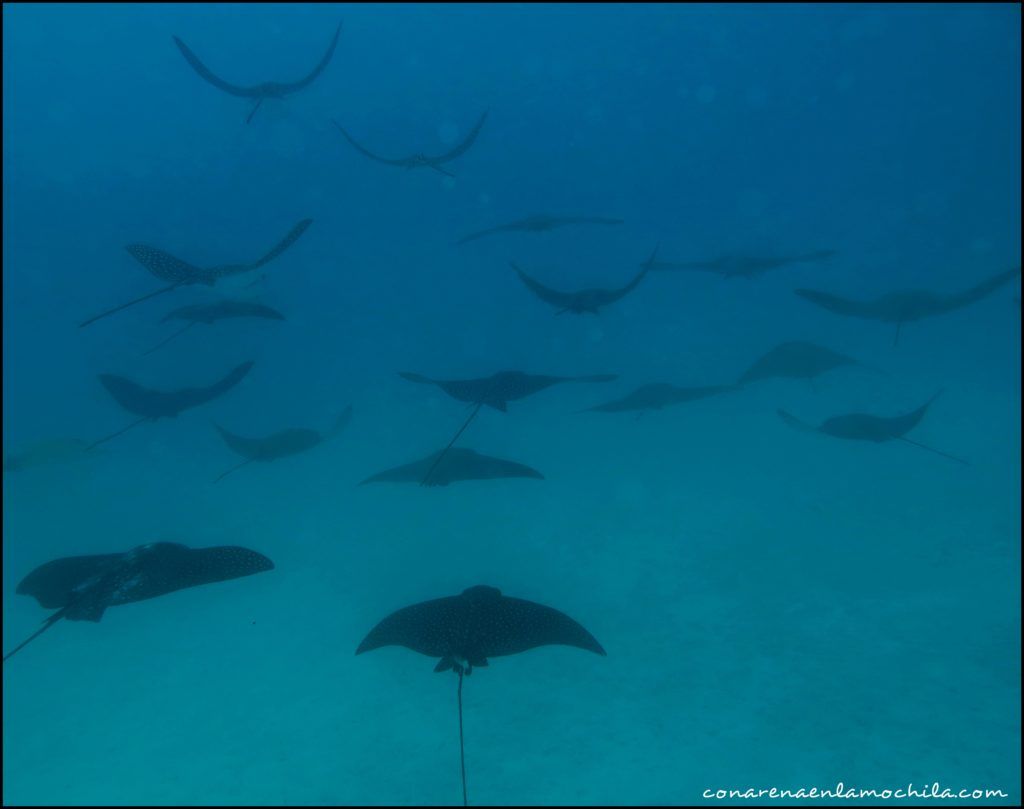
[897,436,970,465]
[142,320,198,356]
[213,458,255,483]
[246,96,265,125]
[420,402,483,486]
[86,416,152,451]
[79,284,179,329]
[3,610,66,664]
[457,669,468,806]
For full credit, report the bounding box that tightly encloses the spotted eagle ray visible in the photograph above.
[90,361,254,449]
[213,405,353,482]
[777,390,968,464]
[736,340,881,386]
[357,585,605,805]
[795,266,1021,346]
[173,22,342,123]
[648,249,836,278]
[332,111,488,177]
[3,542,273,662]
[360,447,543,487]
[580,382,738,414]
[143,299,286,356]
[79,219,312,328]
[511,251,652,314]
[457,214,624,245]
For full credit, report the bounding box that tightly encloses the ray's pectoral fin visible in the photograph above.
[434,657,456,673]
[398,372,434,386]
[64,598,108,622]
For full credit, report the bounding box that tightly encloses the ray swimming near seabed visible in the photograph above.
[4,542,274,663]
[88,362,254,449]
[173,22,342,123]
[79,220,311,328]
[333,111,489,177]
[142,300,285,356]
[357,585,605,805]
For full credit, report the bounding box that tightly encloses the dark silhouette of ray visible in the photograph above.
[457,214,623,245]
[357,585,604,671]
[333,111,488,177]
[163,300,285,325]
[357,585,605,805]
[213,406,352,482]
[737,340,884,386]
[649,249,836,278]
[511,253,651,315]
[4,542,273,662]
[361,447,543,487]
[399,369,616,412]
[173,22,342,123]
[580,382,738,414]
[400,370,613,484]
[143,300,285,356]
[79,220,312,328]
[795,266,1021,346]
[127,219,312,285]
[89,362,253,449]
[778,390,968,464]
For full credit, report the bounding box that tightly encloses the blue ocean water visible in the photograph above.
[2,2,1020,805]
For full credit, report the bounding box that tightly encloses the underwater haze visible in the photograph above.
[3,2,1021,806]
